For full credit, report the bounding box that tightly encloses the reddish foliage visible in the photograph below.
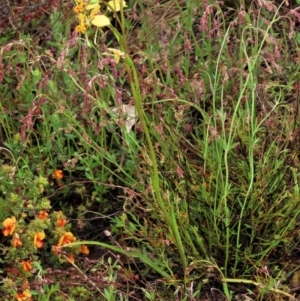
[0,0,73,34]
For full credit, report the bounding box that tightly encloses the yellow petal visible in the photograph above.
[77,13,85,24]
[107,0,127,12]
[89,4,100,19]
[88,0,99,5]
[86,3,100,10]
[91,15,111,27]
[107,48,125,63]
[107,47,124,55]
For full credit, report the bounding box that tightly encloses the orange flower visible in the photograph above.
[66,253,75,264]
[58,232,76,246]
[12,234,22,247]
[53,170,63,180]
[22,261,32,272]
[57,218,67,227]
[2,216,16,236]
[81,245,89,255]
[74,3,86,13]
[15,290,31,301]
[52,245,61,255]
[38,211,48,220]
[34,232,45,248]
[74,5,82,13]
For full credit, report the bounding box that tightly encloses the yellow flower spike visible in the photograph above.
[107,0,127,12]
[92,15,111,27]
[74,5,82,14]
[79,25,87,34]
[75,25,83,33]
[77,13,85,26]
[77,15,88,34]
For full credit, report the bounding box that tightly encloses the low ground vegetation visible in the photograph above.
[1,0,300,300]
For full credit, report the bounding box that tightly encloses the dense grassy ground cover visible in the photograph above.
[1,0,300,300]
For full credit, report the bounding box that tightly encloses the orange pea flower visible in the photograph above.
[57,218,67,227]
[53,170,63,179]
[34,232,45,248]
[81,245,89,255]
[12,234,22,248]
[52,245,61,255]
[38,211,48,220]
[15,290,31,301]
[66,253,75,264]
[58,232,76,246]
[2,216,16,236]
[22,261,32,272]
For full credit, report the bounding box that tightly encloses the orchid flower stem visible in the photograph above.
[115,9,187,273]
[123,56,187,273]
